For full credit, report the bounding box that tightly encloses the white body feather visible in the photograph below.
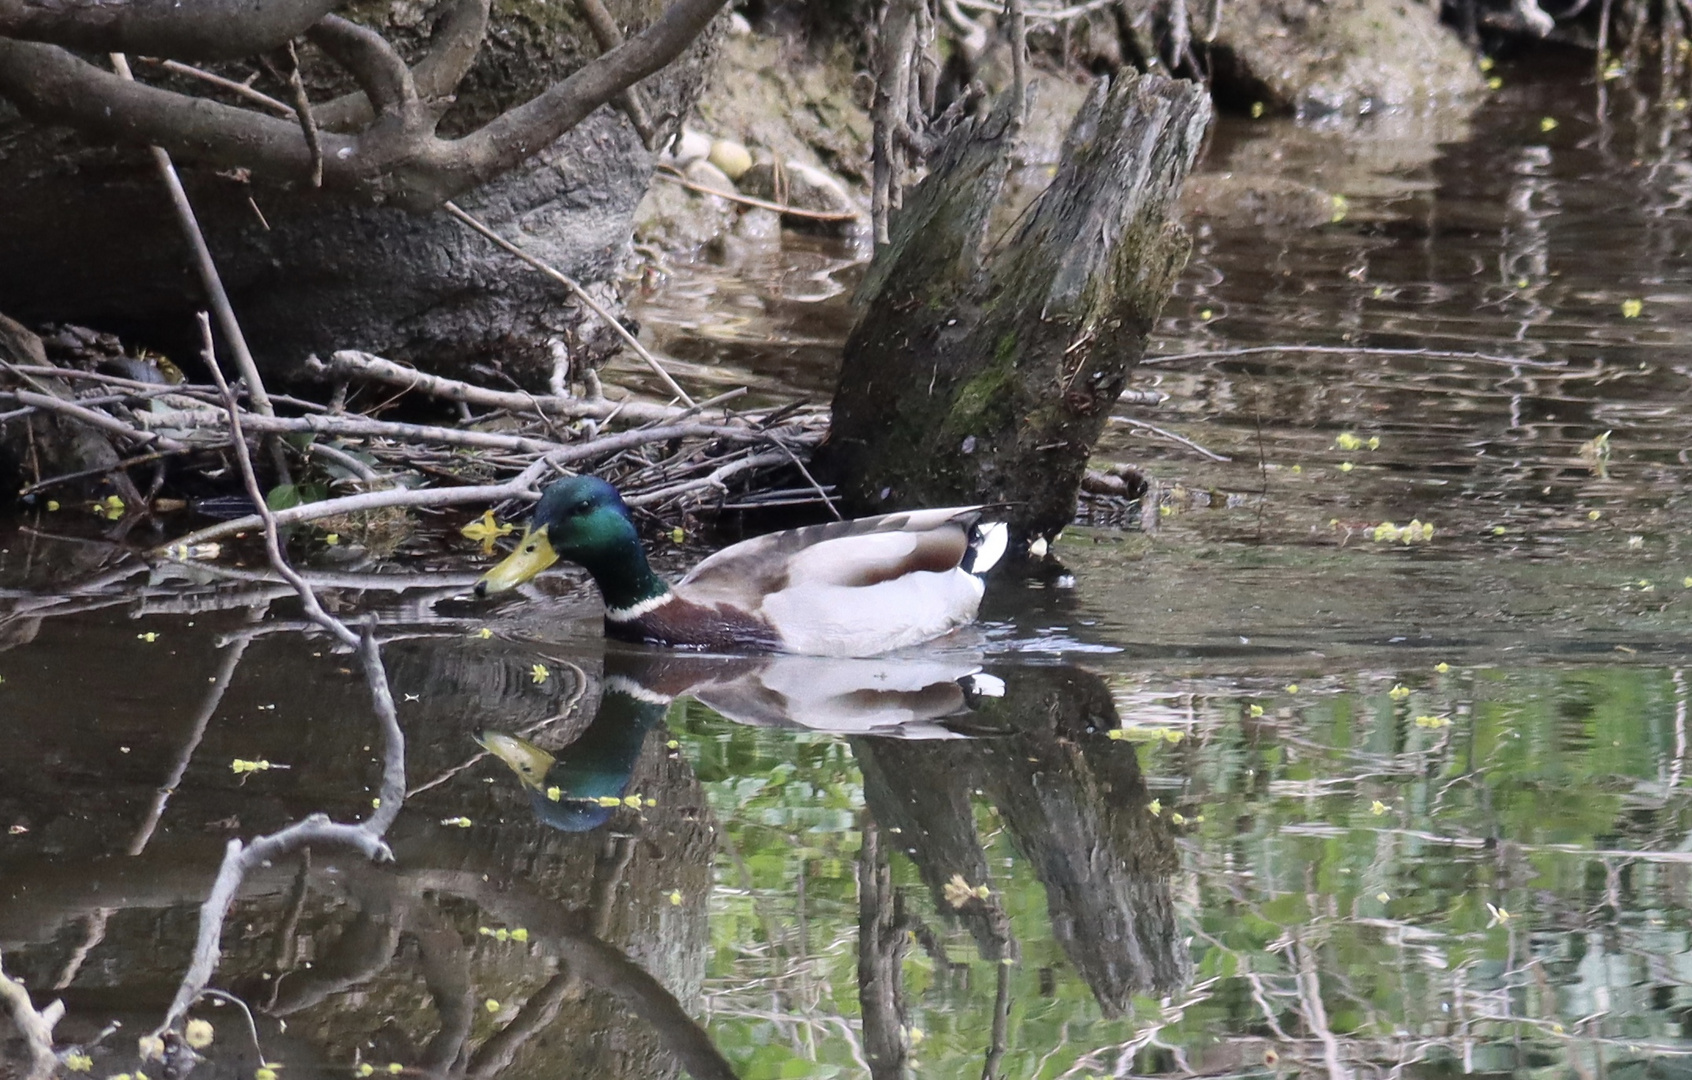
[674,507,1001,656]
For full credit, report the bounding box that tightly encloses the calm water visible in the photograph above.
[8,55,1692,1080]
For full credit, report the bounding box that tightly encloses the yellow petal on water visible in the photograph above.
[1486,902,1513,926]
[670,890,683,905]
[1170,811,1187,825]
[1479,55,1495,71]
[184,1020,215,1050]
[1336,432,1364,451]
[461,510,515,554]
[943,873,978,908]
[138,1036,165,1061]
[596,796,622,807]
[1147,799,1162,816]
[439,816,472,828]
[530,663,549,684]
[1371,800,1388,815]
[256,1069,278,1080]
[671,527,685,544]
[546,786,562,801]
[65,1054,92,1072]
[1339,462,1354,473]
[358,1066,375,1077]
[1389,684,1410,700]
[46,500,60,511]
[484,999,500,1013]
[1107,729,1128,740]
[1249,704,1265,717]
[624,795,642,807]
[1622,298,1644,318]
[387,1065,403,1075]
[324,533,340,546]
[1540,116,1558,131]
[511,928,528,941]
[1487,75,1503,90]
[1589,510,1602,520]
[1200,308,1214,320]
[1435,662,1450,673]
[1250,101,1265,118]
[908,1028,926,1046]
[137,631,159,643]
[1367,436,1381,450]
[1285,683,1300,694]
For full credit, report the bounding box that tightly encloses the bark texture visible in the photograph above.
[818,73,1210,544]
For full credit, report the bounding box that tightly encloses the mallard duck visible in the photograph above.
[473,476,1008,657]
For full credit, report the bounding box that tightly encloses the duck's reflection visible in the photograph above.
[479,647,1188,1058]
[2,639,1185,1080]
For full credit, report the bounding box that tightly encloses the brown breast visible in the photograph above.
[605,596,783,652]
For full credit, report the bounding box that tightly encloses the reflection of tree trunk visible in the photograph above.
[856,665,1189,1017]
[857,821,908,1080]
[854,740,1016,962]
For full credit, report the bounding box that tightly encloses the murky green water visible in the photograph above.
[8,56,1692,1080]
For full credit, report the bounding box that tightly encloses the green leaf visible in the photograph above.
[266,484,301,511]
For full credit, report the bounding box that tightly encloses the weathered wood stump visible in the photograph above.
[818,73,1211,545]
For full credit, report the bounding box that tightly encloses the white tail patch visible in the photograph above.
[967,521,1009,575]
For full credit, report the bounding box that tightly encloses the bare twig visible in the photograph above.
[1107,416,1232,461]
[310,349,697,425]
[654,168,863,221]
[442,200,697,405]
[155,314,407,1033]
[108,53,276,422]
[573,0,658,148]
[1143,344,1570,370]
[278,41,323,187]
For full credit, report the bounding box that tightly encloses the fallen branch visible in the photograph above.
[153,421,820,550]
[309,349,697,425]
[653,168,864,222]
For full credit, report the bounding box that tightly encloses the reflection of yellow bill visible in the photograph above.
[472,730,555,790]
[474,526,559,596]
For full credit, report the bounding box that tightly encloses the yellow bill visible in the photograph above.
[473,730,556,790]
[474,526,559,596]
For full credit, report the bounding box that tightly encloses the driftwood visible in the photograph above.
[819,72,1211,545]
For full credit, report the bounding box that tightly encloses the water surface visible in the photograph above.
[7,56,1692,1080]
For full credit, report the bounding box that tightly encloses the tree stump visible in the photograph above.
[818,73,1211,546]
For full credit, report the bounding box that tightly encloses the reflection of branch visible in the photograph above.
[412,903,476,1073]
[856,822,908,1080]
[128,608,266,855]
[155,317,408,1033]
[0,947,61,1080]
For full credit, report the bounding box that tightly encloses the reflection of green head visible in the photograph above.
[473,680,667,832]
[474,477,668,607]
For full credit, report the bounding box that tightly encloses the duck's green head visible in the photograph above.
[475,477,659,602]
